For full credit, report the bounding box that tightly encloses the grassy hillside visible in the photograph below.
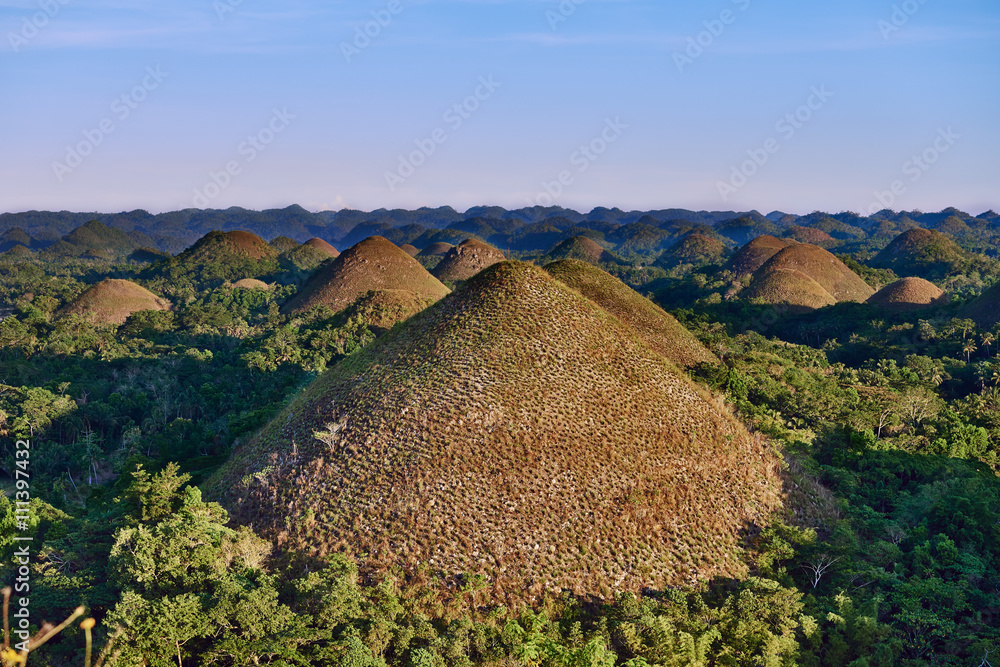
[432,238,506,282]
[212,262,782,600]
[57,278,171,324]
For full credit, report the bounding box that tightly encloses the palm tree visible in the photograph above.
[963,341,977,363]
[982,331,995,358]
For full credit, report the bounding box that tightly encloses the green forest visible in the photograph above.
[1,208,999,666]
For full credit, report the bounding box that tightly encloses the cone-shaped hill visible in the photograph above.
[282,236,450,315]
[869,229,970,279]
[400,244,420,257]
[755,244,874,303]
[211,262,782,599]
[961,282,1000,328]
[544,236,619,265]
[544,260,718,368]
[742,269,837,312]
[58,279,171,325]
[432,238,506,282]
[232,278,271,291]
[659,234,729,269]
[782,226,835,246]
[867,277,948,312]
[722,235,790,277]
[144,230,279,288]
[280,238,340,272]
[304,237,340,258]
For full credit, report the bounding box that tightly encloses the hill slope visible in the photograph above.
[867,277,948,311]
[58,279,171,324]
[961,282,1000,328]
[742,268,837,312]
[869,229,970,279]
[212,262,782,599]
[432,238,506,282]
[755,243,874,302]
[544,236,619,265]
[659,234,729,268]
[543,259,718,368]
[282,236,450,315]
[723,235,790,277]
[143,230,279,289]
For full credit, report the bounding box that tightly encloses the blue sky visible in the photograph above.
[1,0,998,215]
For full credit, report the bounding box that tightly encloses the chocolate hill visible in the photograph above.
[232,278,271,291]
[723,235,790,277]
[544,259,718,368]
[869,229,969,279]
[144,230,280,288]
[211,262,782,600]
[754,244,874,303]
[400,244,420,257]
[742,268,837,312]
[282,236,450,315]
[432,239,506,282]
[867,277,948,311]
[304,237,340,258]
[58,279,171,325]
[544,236,619,265]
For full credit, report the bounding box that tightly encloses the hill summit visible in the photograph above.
[282,236,450,315]
[867,277,948,311]
[58,279,171,324]
[870,228,969,279]
[544,236,619,265]
[213,261,782,600]
[432,238,506,281]
[723,235,790,277]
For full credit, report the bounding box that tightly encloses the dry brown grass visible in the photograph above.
[543,259,718,368]
[232,278,272,291]
[400,244,420,257]
[867,277,948,311]
[433,239,506,282]
[282,236,451,315]
[781,225,834,245]
[722,235,790,277]
[742,268,836,312]
[210,261,783,602]
[190,230,277,260]
[58,279,171,324]
[755,243,874,302]
[304,238,340,258]
[545,236,619,265]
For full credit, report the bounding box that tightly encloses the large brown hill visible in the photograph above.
[867,277,948,311]
[211,262,783,600]
[723,235,790,277]
[58,279,171,324]
[544,236,619,265]
[282,236,450,315]
[742,268,837,312]
[433,238,506,282]
[304,237,340,258]
[544,259,718,368]
[659,234,729,268]
[755,243,874,303]
[869,229,969,278]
